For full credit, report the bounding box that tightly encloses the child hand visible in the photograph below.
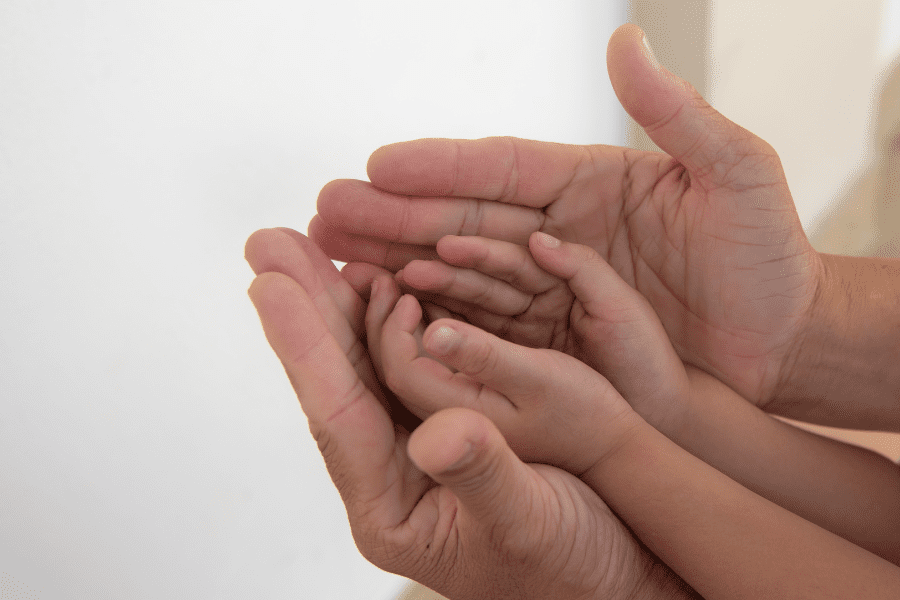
[365,273,644,477]
[395,232,691,431]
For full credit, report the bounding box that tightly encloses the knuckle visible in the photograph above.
[460,337,500,380]
[572,242,601,265]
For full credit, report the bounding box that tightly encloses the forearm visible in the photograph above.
[773,253,900,430]
[671,367,900,564]
[629,555,702,600]
[582,420,900,600]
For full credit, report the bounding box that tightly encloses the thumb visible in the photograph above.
[607,24,774,187]
[408,408,537,529]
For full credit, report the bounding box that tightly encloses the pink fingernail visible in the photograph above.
[536,232,561,248]
[427,325,459,356]
[643,34,660,68]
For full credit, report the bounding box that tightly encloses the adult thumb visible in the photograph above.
[408,408,536,530]
[607,24,772,186]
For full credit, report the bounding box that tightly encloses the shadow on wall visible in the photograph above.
[811,56,900,257]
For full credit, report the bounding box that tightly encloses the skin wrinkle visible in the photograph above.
[501,137,522,203]
[643,99,688,143]
[394,191,415,244]
[458,198,483,237]
[704,149,784,195]
[754,250,813,268]
[658,166,693,235]
[677,127,716,185]
[624,190,683,295]
[450,139,462,198]
[634,252,706,345]
[705,232,773,247]
[323,376,370,425]
[553,146,591,209]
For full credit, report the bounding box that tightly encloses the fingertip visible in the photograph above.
[390,294,424,329]
[306,213,328,244]
[371,272,400,306]
[435,234,462,256]
[244,227,294,274]
[607,23,688,131]
[531,231,561,249]
[365,143,393,183]
[408,408,490,475]
[368,139,459,196]
[423,321,461,357]
[244,228,269,269]
[528,231,572,277]
[247,270,293,306]
[608,23,645,54]
[396,260,441,291]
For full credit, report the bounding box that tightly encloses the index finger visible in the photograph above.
[366,137,593,206]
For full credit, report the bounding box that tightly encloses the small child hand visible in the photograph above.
[396,232,691,431]
[366,274,642,476]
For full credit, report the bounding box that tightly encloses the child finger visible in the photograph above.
[527,231,636,313]
[422,319,550,403]
[342,262,394,301]
[365,274,402,383]
[411,293,563,351]
[436,234,560,294]
[397,259,533,316]
[379,295,515,420]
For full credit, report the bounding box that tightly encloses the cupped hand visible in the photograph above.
[312,23,822,410]
[365,271,642,477]
[244,228,694,600]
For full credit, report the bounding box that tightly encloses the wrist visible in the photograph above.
[769,249,830,412]
[579,412,652,493]
[770,253,900,430]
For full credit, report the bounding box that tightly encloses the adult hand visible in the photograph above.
[311,23,822,415]
[245,228,696,600]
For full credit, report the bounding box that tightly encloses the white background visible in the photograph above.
[0,2,626,598]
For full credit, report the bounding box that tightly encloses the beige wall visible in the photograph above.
[631,1,885,230]
[708,1,883,230]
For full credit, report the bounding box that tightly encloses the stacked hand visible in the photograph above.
[315,24,822,416]
[246,227,692,600]
[246,22,900,600]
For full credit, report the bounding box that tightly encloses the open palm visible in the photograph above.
[312,25,822,407]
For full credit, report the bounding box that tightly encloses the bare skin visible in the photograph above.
[366,273,900,600]
[245,227,697,600]
[314,23,821,416]
[318,26,900,431]
[358,231,900,565]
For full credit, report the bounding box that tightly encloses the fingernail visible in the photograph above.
[536,232,561,248]
[642,34,660,68]
[443,440,475,471]
[427,325,460,356]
